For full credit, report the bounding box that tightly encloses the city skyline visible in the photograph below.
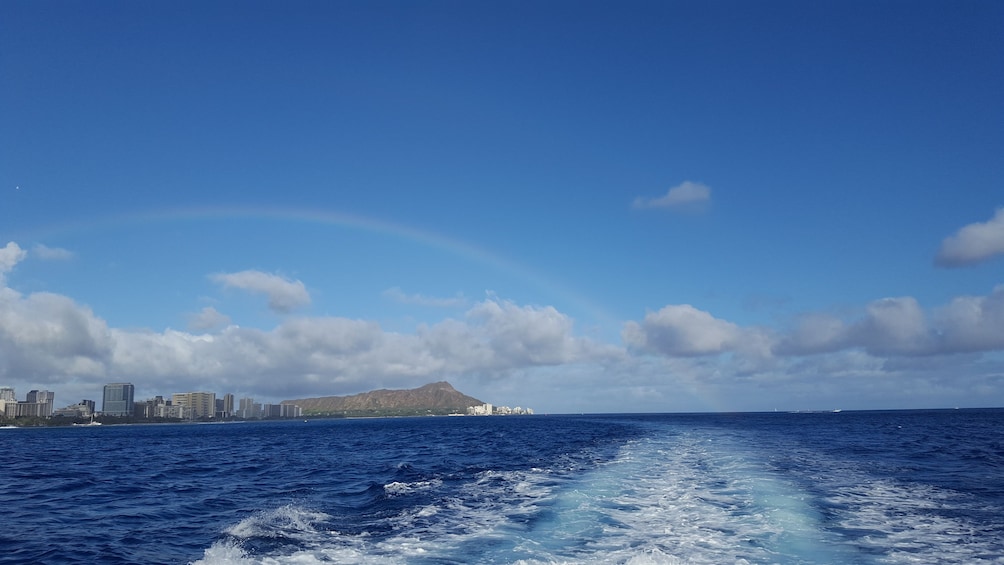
[1,2,1002,413]
[1,381,530,421]
[0,383,302,421]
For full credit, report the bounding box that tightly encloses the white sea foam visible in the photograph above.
[192,540,257,565]
[225,504,332,540]
[823,476,1004,564]
[502,430,857,565]
[193,505,340,565]
[194,436,826,564]
[383,478,442,496]
[194,426,1001,564]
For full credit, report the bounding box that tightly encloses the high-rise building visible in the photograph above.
[238,397,260,419]
[102,383,135,417]
[156,403,186,419]
[26,390,55,418]
[172,392,216,420]
[222,393,234,418]
[135,396,167,419]
[0,387,14,417]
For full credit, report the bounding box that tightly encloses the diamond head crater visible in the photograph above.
[281,381,531,418]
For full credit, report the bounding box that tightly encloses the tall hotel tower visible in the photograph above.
[102,383,135,417]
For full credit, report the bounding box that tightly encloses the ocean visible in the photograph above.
[2,409,1002,564]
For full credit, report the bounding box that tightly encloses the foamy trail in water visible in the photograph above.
[502,427,859,564]
[193,423,1002,564]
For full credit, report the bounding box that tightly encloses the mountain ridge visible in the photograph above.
[281,381,484,416]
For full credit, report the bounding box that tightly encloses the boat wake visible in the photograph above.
[193,419,1004,564]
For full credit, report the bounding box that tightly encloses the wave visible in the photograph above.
[192,422,1004,564]
[383,479,442,497]
[193,505,334,565]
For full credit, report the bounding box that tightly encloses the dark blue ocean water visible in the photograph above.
[2,409,1002,564]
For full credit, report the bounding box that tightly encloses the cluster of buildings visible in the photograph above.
[1,385,534,423]
[0,387,55,419]
[0,383,303,422]
[467,402,534,416]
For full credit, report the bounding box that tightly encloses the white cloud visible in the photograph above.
[71,285,996,409]
[934,285,1004,353]
[0,242,27,281]
[622,304,742,356]
[0,268,620,402]
[935,208,1004,267]
[276,317,384,357]
[776,289,1004,358]
[633,181,712,210]
[109,328,222,382]
[851,297,933,355]
[461,298,616,367]
[630,287,1004,361]
[187,306,232,331]
[1,239,1002,412]
[210,270,310,313]
[773,313,848,355]
[383,287,468,308]
[0,245,111,385]
[0,288,112,380]
[105,297,613,398]
[31,243,74,261]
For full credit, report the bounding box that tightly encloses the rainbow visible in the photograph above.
[10,204,616,325]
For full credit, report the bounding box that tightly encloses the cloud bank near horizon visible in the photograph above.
[625,288,1004,359]
[1,237,1002,412]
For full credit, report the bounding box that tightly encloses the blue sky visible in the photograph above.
[1,0,1002,413]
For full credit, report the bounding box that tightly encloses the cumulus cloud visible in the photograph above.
[106,297,614,398]
[623,304,742,356]
[210,270,310,313]
[0,243,110,383]
[383,287,468,308]
[1,237,1001,412]
[0,242,27,280]
[935,208,1004,267]
[934,285,1004,353]
[187,306,232,331]
[631,287,1004,362]
[775,299,930,357]
[31,243,74,261]
[773,313,848,355]
[852,297,933,355]
[0,256,620,402]
[633,181,712,210]
[776,288,1004,357]
[462,298,615,367]
[0,288,112,380]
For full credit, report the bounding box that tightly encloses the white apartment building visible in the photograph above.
[171,392,216,420]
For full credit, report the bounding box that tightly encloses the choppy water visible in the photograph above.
[2,409,1002,564]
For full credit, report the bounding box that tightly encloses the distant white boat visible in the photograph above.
[832,409,842,413]
[73,415,102,426]
[0,425,17,429]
